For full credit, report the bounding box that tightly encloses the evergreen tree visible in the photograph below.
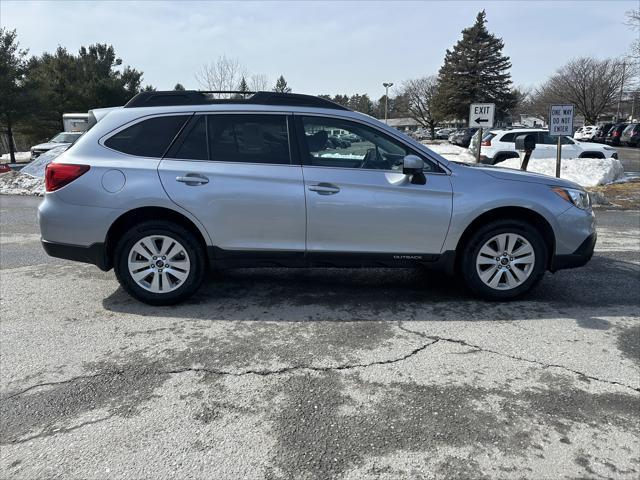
[238,76,250,97]
[347,93,374,115]
[23,43,145,139]
[331,94,350,107]
[273,75,291,93]
[0,28,30,163]
[436,10,515,123]
[173,83,185,90]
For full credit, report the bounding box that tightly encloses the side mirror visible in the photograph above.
[402,155,426,185]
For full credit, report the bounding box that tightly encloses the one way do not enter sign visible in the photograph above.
[469,103,495,128]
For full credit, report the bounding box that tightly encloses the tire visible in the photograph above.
[460,219,548,300]
[114,220,207,305]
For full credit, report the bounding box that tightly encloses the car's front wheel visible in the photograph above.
[114,221,206,305]
[461,220,548,300]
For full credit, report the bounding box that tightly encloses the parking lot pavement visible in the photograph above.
[0,195,639,479]
[616,146,640,177]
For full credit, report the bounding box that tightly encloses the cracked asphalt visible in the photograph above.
[1,195,639,479]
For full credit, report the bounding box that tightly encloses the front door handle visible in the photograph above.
[308,183,340,195]
[176,173,209,186]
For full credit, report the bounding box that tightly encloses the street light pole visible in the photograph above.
[383,82,393,124]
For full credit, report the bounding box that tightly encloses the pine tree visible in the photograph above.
[273,75,291,93]
[436,10,515,123]
[238,76,249,92]
[173,83,185,91]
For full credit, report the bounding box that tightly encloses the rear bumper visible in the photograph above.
[550,233,596,272]
[41,240,109,271]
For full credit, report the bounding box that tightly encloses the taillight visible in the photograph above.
[613,131,621,137]
[481,140,492,146]
[45,163,90,192]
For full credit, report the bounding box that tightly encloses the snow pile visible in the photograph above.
[0,146,67,196]
[0,151,30,162]
[0,170,44,196]
[21,146,67,178]
[498,157,625,187]
[425,143,477,163]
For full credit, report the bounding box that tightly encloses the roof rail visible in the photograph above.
[123,91,350,111]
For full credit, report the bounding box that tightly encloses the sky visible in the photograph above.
[1,0,637,98]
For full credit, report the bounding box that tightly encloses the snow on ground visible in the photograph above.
[423,141,624,187]
[498,157,625,187]
[424,143,477,163]
[0,170,44,196]
[0,146,67,196]
[0,151,30,162]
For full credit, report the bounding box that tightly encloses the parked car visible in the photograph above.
[435,128,456,139]
[620,123,640,147]
[605,123,629,146]
[30,132,83,161]
[592,123,615,144]
[479,128,618,165]
[574,126,597,141]
[39,91,596,305]
[449,127,479,148]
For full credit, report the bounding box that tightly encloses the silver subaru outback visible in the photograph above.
[38,91,596,305]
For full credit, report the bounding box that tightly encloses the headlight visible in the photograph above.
[552,187,591,210]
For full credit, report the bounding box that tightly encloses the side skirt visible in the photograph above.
[208,247,456,272]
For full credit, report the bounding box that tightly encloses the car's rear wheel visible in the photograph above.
[461,220,547,300]
[114,221,206,305]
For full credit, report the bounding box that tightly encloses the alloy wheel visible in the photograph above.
[127,235,191,293]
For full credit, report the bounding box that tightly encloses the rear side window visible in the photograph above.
[104,115,189,157]
[499,133,516,143]
[482,132,496,142]
[168,116,208,160]
[208,114,290,164]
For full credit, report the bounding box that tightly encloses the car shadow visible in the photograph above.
[102,253,639,323]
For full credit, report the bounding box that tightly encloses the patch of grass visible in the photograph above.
[588,179,640,209]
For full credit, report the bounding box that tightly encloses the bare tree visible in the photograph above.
[625,9,640,60]
[402,76,443,139]
[195,55,247,96]
[249,73,270,92]
[529,58,626,124]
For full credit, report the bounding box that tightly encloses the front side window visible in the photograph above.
[538,132,557,145]
[207,114,290,164]
[105,115,189,157]
[301,116,423,171]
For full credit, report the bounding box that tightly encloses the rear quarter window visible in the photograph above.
[104,115,189,157]
[499,133,516,143]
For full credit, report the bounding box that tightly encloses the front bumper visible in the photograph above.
[41,240,109,270]
[550,233,597,271]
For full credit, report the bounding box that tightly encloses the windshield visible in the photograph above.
[49,132,82,143]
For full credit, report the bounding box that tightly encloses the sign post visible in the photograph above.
[469,103,495,163]
[549,104,574,178]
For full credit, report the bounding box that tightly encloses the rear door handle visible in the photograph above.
[308,183,340,195]
[176,173,209,186]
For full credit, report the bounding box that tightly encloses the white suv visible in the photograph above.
[478,129,618,165]
[574,126,597,141]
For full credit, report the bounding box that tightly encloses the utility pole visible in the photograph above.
[383,82,393,124]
